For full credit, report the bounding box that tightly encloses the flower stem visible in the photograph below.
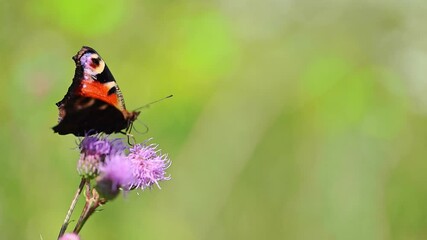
[73,185,107,234]
[57,178,86,239]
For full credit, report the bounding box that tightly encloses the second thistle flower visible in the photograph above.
[77,136,126,178]
[127,143,171,190]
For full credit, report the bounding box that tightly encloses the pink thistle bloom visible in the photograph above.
[128,143,171,190]
[80,135,125,156]
[96,154,134,200]
[59,233,80,240]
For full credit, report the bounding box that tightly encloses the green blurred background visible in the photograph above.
[1,0,426,239]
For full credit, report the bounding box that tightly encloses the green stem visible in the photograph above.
[73,186,107,234]
[57,178,86,239]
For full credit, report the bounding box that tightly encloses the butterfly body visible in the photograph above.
[53,46,140,136]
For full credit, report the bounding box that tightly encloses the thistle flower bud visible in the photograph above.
[77,136,126,179]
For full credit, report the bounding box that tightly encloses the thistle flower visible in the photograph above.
[128,143,171,190]
[59,233,80,240]
[80,135,126,156]
[77,136,126,179]
[96,154,134,200]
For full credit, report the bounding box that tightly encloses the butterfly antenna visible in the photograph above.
[133,94,173,111]
[133,119,149,135]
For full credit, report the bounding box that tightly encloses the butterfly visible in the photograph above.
[53,46,140,136]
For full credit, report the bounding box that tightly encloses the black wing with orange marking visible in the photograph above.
[53,46,139,136]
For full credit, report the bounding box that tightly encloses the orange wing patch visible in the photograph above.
[78,80,124,111]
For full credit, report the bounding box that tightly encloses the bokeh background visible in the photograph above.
[1,0,426,239]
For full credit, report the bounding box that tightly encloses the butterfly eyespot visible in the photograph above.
[92,57,100,66]
[92,57,105,74]
[80,53,105,75]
